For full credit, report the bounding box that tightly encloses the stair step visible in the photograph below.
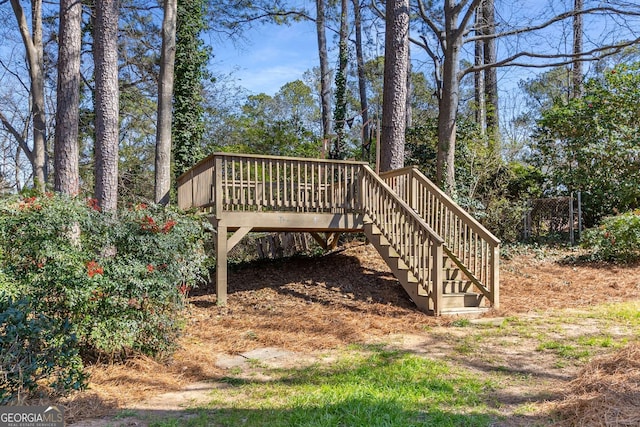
[443,280,474,293]
[441,292,482,309]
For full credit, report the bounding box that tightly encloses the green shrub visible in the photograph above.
[582,210,640,262]
[477,197,528,243]
[0,194,210,403]
[0,295,86,404]
[0,194,210,359]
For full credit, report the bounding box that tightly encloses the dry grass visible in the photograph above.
[58,241,640,424]
[552,343,640,426]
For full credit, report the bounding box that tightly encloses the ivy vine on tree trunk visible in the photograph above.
[173,0,210,180]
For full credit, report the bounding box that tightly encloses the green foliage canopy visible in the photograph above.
[532,63,640,227]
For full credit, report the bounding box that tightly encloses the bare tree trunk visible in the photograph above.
[482,0,499,148]
[474,6,486,136]
[380,0,409,172]
[94,0,120,212]
[10,0,47,191]
[406,45,412,129]
[155,0,177,205]
[436,0,461,193]
[316,0,332,153]
[352,0,370,162]
[572,0,584,98]
[54,0,82,195]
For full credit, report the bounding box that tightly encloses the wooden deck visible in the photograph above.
[177,152,500,315]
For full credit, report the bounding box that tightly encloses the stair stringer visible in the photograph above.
[378,166,500,310]
[363,219,435,314]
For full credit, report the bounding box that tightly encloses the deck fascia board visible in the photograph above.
[211,211,364,232]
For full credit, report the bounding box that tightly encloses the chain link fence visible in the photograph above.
[523,192,583,244]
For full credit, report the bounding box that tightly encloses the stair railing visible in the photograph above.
[360,165,446,314]
[380,167,500,309]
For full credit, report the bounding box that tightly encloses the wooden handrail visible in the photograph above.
[380,166,500,309]
[178,152,365,214]
[177,152,367,185]
[380,167,500,246]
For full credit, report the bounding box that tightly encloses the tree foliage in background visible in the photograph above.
[173,0,210,179]
[532,63,640,227]
[214,81,322,158]
[407,117,543,242]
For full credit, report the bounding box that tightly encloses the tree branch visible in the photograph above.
[0,110,34,164]
[0,59,29,93]
[460,37,640,76]
[458,0,483,39]
[416,0,444,45]
[466,6,640,43]
[370,0,385,19]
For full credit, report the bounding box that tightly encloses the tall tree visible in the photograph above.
[315,0,332,154]
[572,0,584,98]
[173,0,208,178]
[331,0,348,159]
[94,0,120,211]
[54,0,82,195]
[154,0,178,205]
[482,0,499,146]
[352,0,370,161]
[380,0,410,172]
[10,0,47,191]
[474,6,486,135]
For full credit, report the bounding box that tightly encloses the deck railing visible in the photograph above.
[177,152,365,214]
[380,167,500,308]
[360,165,445,312]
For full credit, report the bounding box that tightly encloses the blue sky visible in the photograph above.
[209,1,640,108]
[213,21,323,95]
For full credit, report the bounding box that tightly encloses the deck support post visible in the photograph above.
[216,222,228,305]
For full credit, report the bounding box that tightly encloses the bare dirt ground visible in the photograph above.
[63,241,640,426]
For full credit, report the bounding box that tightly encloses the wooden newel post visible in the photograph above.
[490,244,500,309]
[213,156,228,306]
[432,240,443,316]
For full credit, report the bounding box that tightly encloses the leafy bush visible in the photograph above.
[0,295,86,405]
[532,63,640,227]
[582,211,640,262]
[0,193,209,369]
[479,197,529,243]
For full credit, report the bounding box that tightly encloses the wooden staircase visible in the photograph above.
[364,221,486,314]
[359,165,499,315]
[177,153,499,316]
